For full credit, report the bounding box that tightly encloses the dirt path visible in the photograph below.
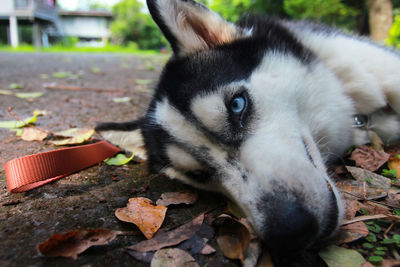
[0,53,229,266]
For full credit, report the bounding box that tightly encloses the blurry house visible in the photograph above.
[0,0,113,47]
[58,10,112,46]
[0,0,61,47]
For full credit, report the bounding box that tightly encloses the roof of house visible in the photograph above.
[58,10,113,18]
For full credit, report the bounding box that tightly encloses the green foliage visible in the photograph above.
[283,0,359,29]
[368,256,383,263]
[381,234,400,247]
[382,169,397,178]
[110,0,167,50]
[386,12,400,49]
[59,36,79,47]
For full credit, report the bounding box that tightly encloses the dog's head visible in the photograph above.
[97,0,356,253]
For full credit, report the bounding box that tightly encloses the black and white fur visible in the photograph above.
[96,0,400,253]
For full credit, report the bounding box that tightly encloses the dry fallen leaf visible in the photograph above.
[380,259,400,267]
[244,239,262,267]
[257,250,275,267]
[343,214,400,225]
[128,213,204,252]
[319,245,366,267]
[345,166,391,190]
[50,128,94,146]
[127,251,155,263]
[337,179,388,200]
[360,201,392,216]
[336,222,369,244]
[21,127,49,141]
[342,195,362,220]
[37,229,119,260]
[215,216,251,264]
[388,156,400,178]
[156,191,198,206]
[349,145,390,172]
[115,197,167,239]
[150,248,200,267]
[199,244,216,255]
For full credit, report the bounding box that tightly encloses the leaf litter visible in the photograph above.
[127,213,204,252]
[50,128,94,146]
[37,229,121,260]
[115,197,167,239]
[156,191,198,206]
[150,248,200,267]
[7,105,400,266]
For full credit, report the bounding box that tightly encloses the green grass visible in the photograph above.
[0,44,160,55]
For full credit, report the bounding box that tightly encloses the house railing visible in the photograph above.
[14,0,58,22]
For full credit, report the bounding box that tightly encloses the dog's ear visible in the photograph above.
[95,119,147,160]
[147,0,243,56]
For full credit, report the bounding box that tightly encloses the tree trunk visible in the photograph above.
[367,0,393,42]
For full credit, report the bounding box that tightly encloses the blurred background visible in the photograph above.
[0,0,399,53]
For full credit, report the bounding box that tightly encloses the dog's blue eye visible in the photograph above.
[231,96,245,114]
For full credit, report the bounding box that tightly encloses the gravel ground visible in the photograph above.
[0,53,229,267]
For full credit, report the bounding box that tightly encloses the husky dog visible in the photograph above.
[96,0,400,253]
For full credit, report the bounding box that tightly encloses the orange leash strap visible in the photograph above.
[4,140,121,193]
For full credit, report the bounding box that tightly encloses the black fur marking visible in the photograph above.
[95,119,143,132]
[146,0,211,55]
[238,15,315,64]
[185,169,214,184]
[147,0,181,54]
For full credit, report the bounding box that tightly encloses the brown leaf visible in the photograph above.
[257,251,275,267]
[349,145,390,171]
[370,131,384,151]
[385,144,400,157]
[244,240,262,267]
[381,259,400,267]
[336,222,369,244]
[156,191,198,206]
[361,262,375,267]
[150,248,200,267]
[21,127,49,141]
[127,251,155,263]
[345,166,391,190]
[337,179,388,200]
[343,214,400,225]
[342,195,362,220]
[127,213,204,252]
[115,197,167,239]
[50,128,94,146]
[37,229,119,259]
[360,201,392,216]
[388,156,400,178]
[226,201,246,218]
[215,216,250,264]
[199,244,216,255]
[386,191,400,208]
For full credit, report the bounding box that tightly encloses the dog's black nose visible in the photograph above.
[263,201,319,253]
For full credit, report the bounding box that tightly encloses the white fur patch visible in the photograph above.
[191,93,227,132]
[166,145,202,171]
[293,30,400,115]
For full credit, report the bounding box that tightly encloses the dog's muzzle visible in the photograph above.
[259,182,339,253]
